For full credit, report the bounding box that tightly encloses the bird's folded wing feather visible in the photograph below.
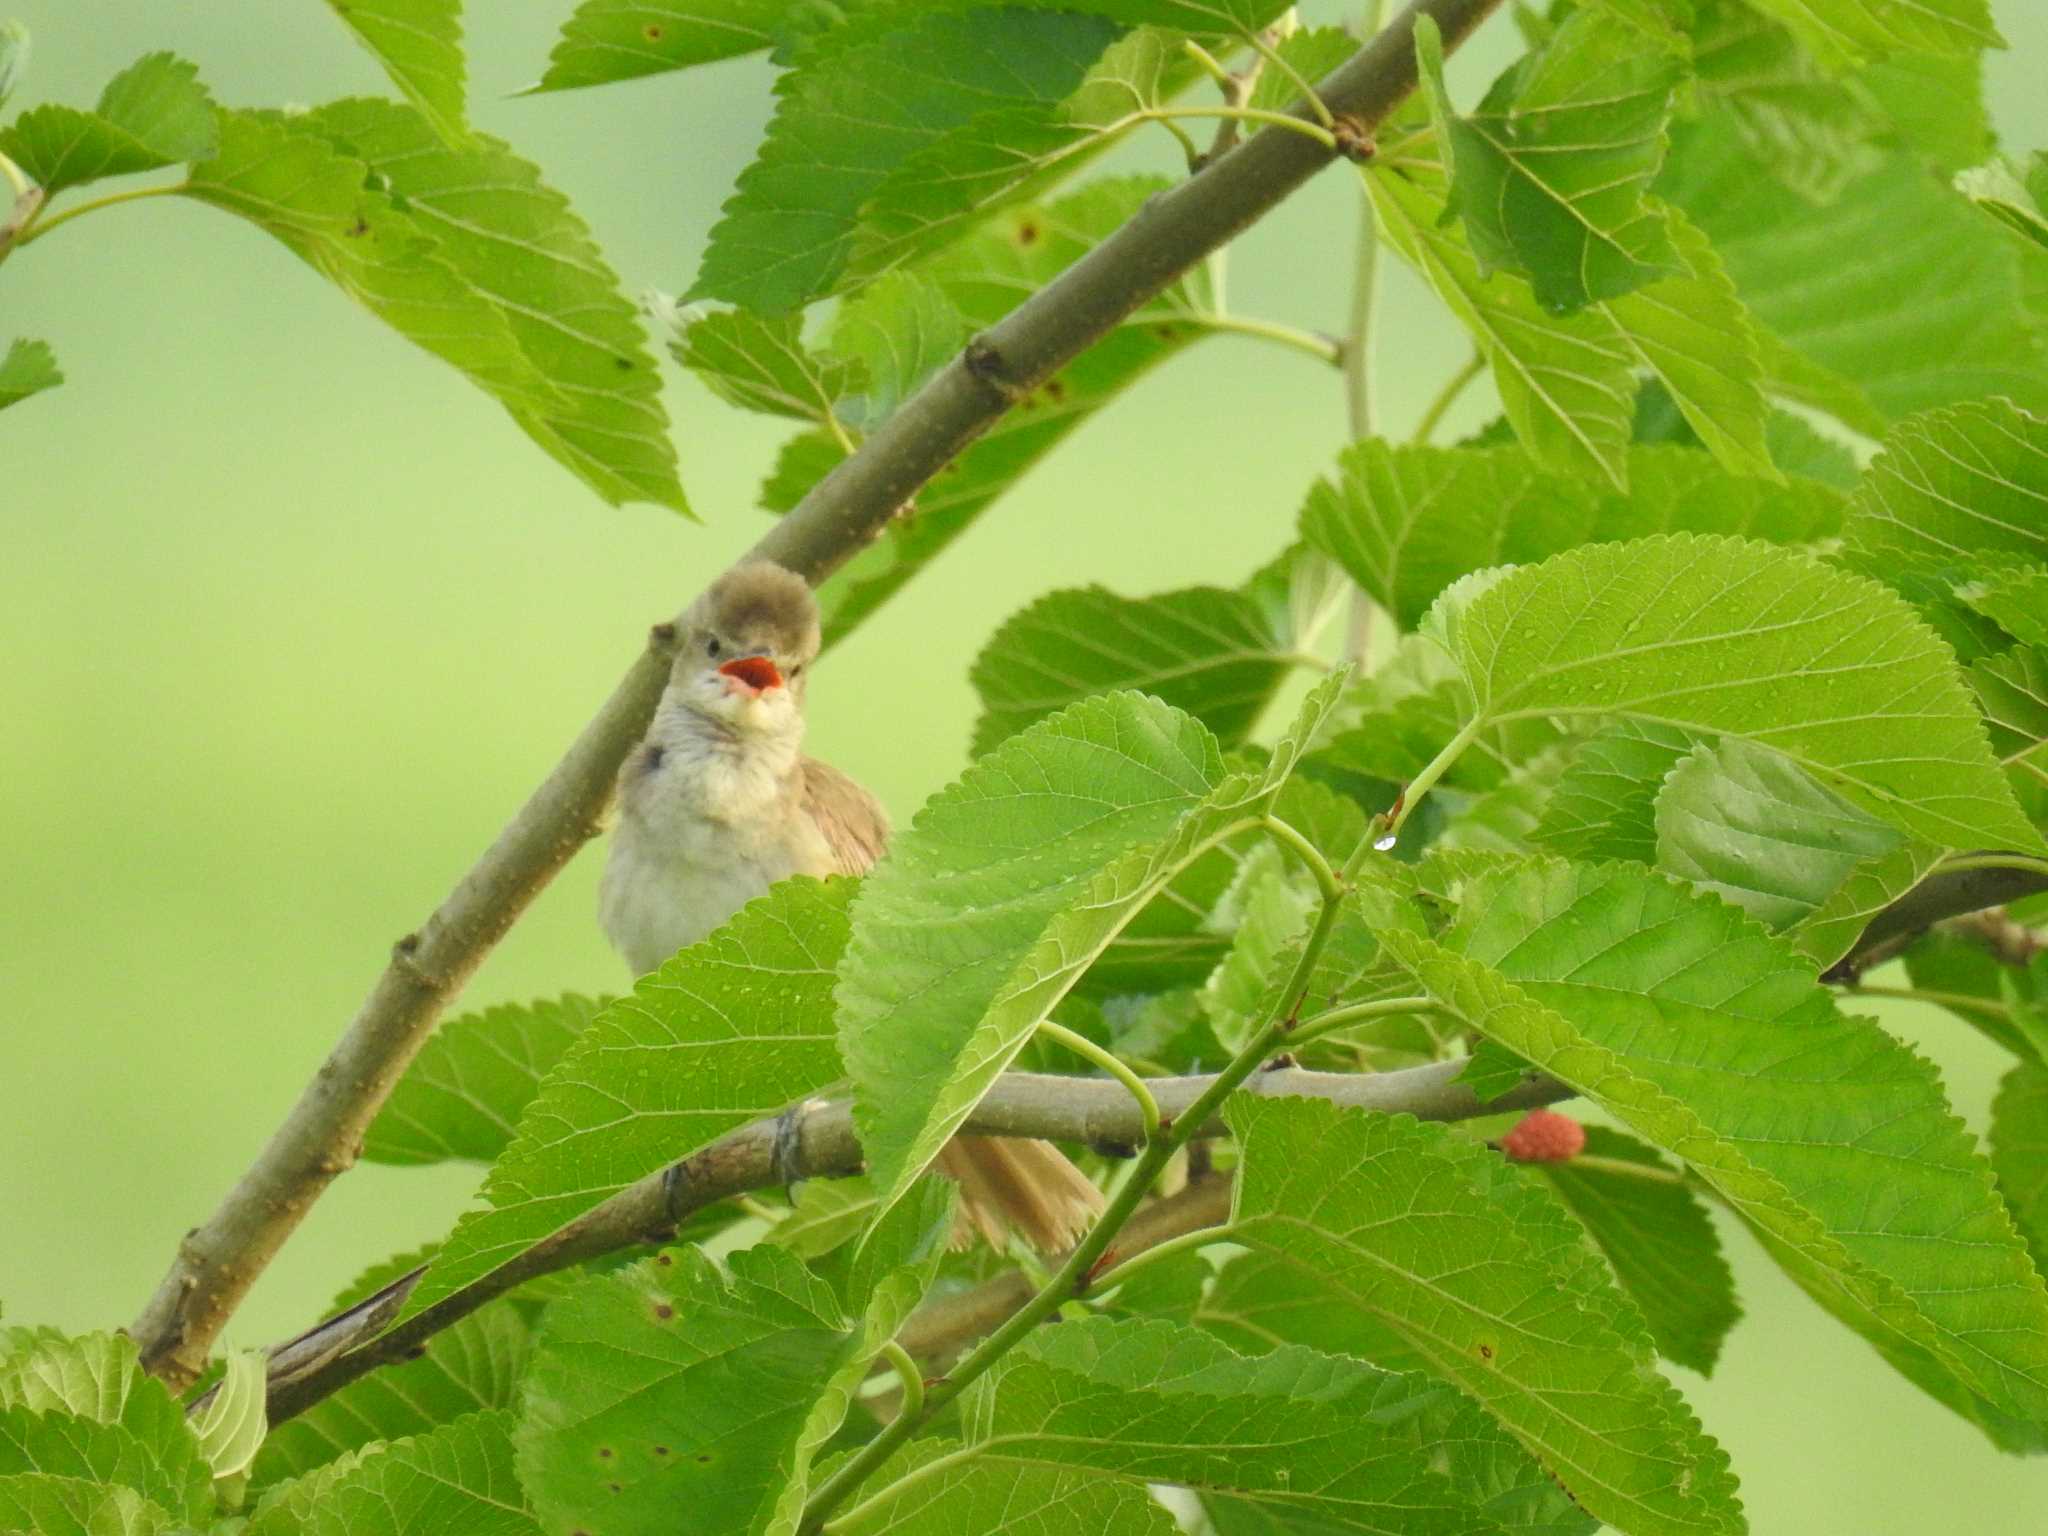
[801,757,891,877]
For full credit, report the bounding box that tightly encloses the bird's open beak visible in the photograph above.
[718,655,784,695]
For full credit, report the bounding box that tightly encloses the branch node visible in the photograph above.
[770,1098,819,1186]
[1264,1052,1298,1072]
[389,933,444,990]
[1331,114,1377,162]
[962,335,1028,403]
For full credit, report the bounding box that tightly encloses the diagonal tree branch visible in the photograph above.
[127,0,1512,1389]
[1820,862,2048,981]
[249,1056,1568,1424]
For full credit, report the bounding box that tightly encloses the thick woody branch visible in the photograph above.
[255,1057,1567,1424]
[1820,862,2048,982]
[126,0,1509,1388]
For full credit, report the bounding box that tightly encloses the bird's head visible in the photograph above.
[671,561,821,740]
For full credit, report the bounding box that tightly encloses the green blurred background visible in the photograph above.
[3,3,2045,1530]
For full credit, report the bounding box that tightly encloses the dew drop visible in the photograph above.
[1373,834,1397,851]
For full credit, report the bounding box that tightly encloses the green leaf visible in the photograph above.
[1654,736,1924,928]
[1843,398,2048,572]
[795,177,1215,645]
[1418,10,1682,312]
[0,1333,208,1523]
[968,582,1299,756]
[1536,1126,1741,1374]
[1992,1063,2048,1270]
[295,99,686,512]
[1662,122,2048,420]
[0,338,61,412]
[1739,0,1999,69]
[913,1314,1581,1533]
[827,1436,1177,1536]
[249,1411,537,1536]
[767,1176,881,1260]
[514,1182,952,1536]
[535,0,796,93]
[252,1302,531,1485]
[826,271,966,427]
[691,8,1119,311]
[841,678,1344,1235]
[1247,26,1357,113]
[0,1475,179,1536]
[0,21,26,112]
[1957,154,2048,251]
[0,51,215,196]
[1530,719,1693,864]
[1973,645,2048,785]
[398,877,852,1325]
[321,0,466,142]
[1226,1096,1741,1536]
[1384,857,2048,1437]
[364,994,602,1166]
[1369,129,1635,487]
[189,1348,266,1479]
[1962,565,2048,649]
[1424,532,2044,853]
[671,303,862,428]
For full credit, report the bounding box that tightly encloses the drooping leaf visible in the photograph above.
[248,1411,537,1536]
[1423,532,2043,853]
[1529,719,1693,865]
[295,99,687,512]
[1536,1126,1741,1374]
[0,51,215,196]
[840,678,1344,1236]
[1417,10,1682,312]
[691,7,1119,311]
[1383,857,2048,1439]
[398,878,853,1325]
[1842,398,2048,572]
[968,582,1299,755]
[364,994,602,1166]
[1992,1063,2048,1270]
[320,0,466,142]
[0,338,61,412]
[1739,0,1999,70]
[534,0,798,93]
[514,1182,952,1536]
[824,1436,1177,1536]
[671,303,862,429]
[189,1347,266,1480]
[1227,1096,1742,1536]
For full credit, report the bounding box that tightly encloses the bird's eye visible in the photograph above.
[789,663,803,677]
[705,636,721,657]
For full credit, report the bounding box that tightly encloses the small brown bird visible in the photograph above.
[601,561,1103,1251]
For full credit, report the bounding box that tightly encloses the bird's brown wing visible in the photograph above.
[800,756,891,877]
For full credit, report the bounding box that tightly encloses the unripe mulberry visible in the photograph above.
[1501,1109,1585,1163]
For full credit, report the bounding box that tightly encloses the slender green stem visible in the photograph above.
[1181,37,1235,89]
[1937,852,2048,882]
[0,150,29,200]
[1844,983,2012,1019]
[1093,1222,1241,1292]
[1196,312,1342,364]
[1565,1154,1685,1186]
[15,182,182,246]
[1411,351,1484,443]
[1261,814,1344,903]
[1340,810,1397,884]
[1389,718,1484,836]
[1341,0,1389,443]
[878,1341,924,1425]
[1038,1020,1161,1145]
[1289,994,1436,1049]
[1147,104,1337,151]
[798,815,1351,1533]
[822,1441,982,1535]
[1244,29,1335,126]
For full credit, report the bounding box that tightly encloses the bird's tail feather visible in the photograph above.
[934,1136,1104,1252]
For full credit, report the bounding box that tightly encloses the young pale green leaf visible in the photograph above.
[0,1474,180,1536]
[0,51,214,196]
[1962,565,2048,649]
[1662,121,2048,421]
[1368,132,1635,487]
[0,1332,209,1523]
[1384,857,2048,1436]
[690,8,1118,311]
[1537,1127,1741,1375]
[825,272,966,427]
[778,178,1217,647]
[1226,1096,1742,1536]
[188,1348,266,1480]
[968,582,1299,755]
[672,304,862,429]
[297,99,687,512]
[397,877,853,1325]
[1417,11,1682,313]
[364,994,602,1166]
[1653,737,1925,929]
[1992,1063,2048,1270]
[826,1436,1178,1536]
[252,1303,531,1485]
[1424,532,2043,853]
[515,1183,952,1536]
[913,1314,1568,1534]
[534,0,793,93]
[1740,0,1999,69]
[841,679,1344,1237]
[248,1411,537,1536]
[0,338,61,412]
[1957,154,2048,250]
[1843,398,2048,572]
[1530,719,1692,865]
[320,0,466,142]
